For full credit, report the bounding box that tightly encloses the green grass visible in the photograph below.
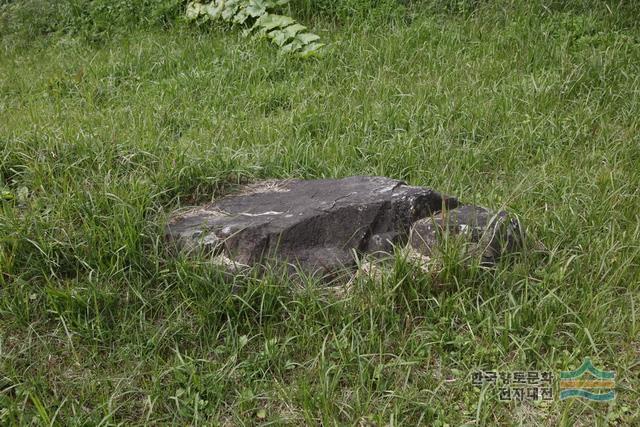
[1,1,639,425]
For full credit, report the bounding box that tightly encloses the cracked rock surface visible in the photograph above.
[167,176,459,276]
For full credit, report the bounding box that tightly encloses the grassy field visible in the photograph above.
[1,1,639,425]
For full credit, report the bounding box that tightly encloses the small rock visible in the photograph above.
[409,205,523,265]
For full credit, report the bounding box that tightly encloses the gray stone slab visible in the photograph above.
[167,176,459,276]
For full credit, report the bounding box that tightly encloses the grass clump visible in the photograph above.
[1,0,639,424]
[0,0,184,41]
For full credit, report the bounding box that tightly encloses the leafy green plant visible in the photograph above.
[186,0,324,55]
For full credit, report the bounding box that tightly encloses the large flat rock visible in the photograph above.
[167,176,459,276]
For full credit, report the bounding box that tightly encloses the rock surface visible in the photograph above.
[167,176,459,276]
[409,205,523,265]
